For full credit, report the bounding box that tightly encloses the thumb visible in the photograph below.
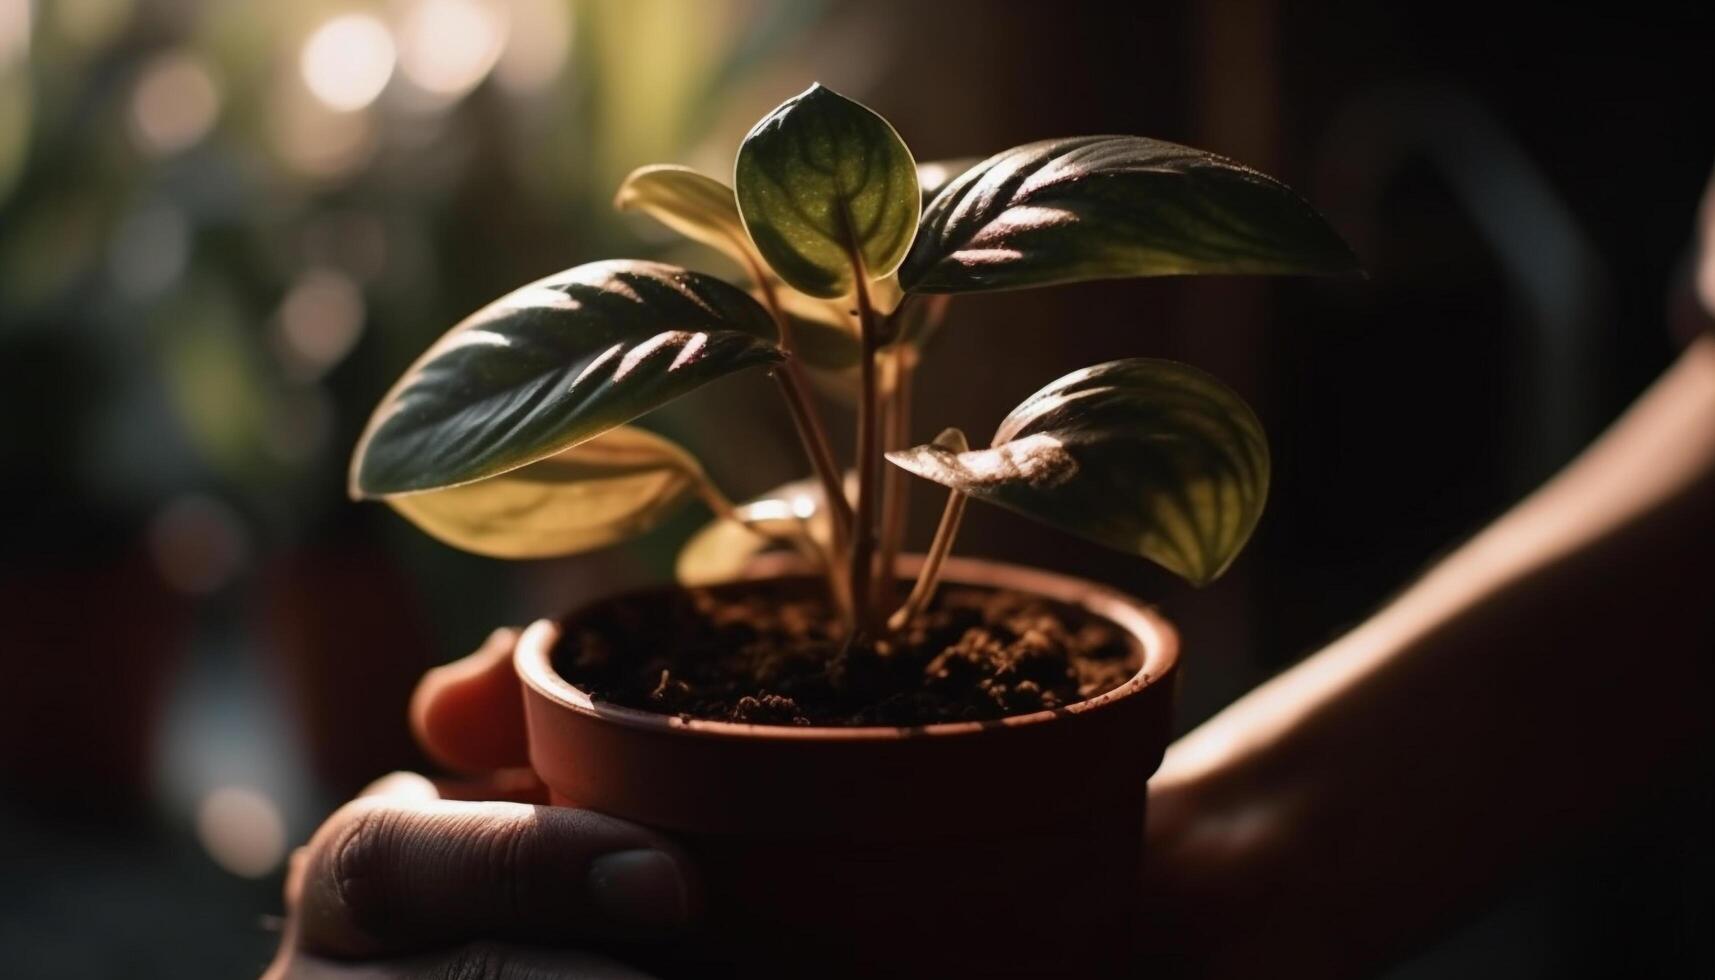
[410,627,531,774]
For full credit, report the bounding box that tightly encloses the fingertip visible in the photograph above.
[587,848,691,931]
[411,627,531,774]
[360,771,441,802]
[483,625,521,652]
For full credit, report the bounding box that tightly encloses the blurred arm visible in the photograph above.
[1148,332,1715,976]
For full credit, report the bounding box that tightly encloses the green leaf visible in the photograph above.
[676,471,853,585]
[886,358,1269,585]
[386,426,705,558]
[350,259,780,498]
[899,136,1358,294]
[613,163,874,374]
[735,83,919,299]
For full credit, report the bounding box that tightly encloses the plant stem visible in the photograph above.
[888,487,968,631]
[874,293,949,611]
[847,264,883,635]
[692,477,739,522]
[748,267,853,557]
[773,368,850,551]
[873,346,914,609]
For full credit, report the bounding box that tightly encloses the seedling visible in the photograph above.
[350,83,1354,642]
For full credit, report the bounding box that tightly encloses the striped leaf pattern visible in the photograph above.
[886,358,1269,585]
[735,84,919,299]
[899,135,1358,294]
[350,260,780,498]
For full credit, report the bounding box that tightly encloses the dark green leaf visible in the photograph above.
[351,260,780,497]
[900,136,1358,294]
[886,358,1268,585]
[735,83,919,298]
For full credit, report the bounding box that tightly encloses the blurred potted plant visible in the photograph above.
[350,84,1354,976]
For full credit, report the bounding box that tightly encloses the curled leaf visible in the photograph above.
[735,83,919,298]
[351,259,779,498]
[676,471,853,585]
[386,426,705,558]
[900,135,1358,294]
[926,426,970,454]
[887,358,1269,585]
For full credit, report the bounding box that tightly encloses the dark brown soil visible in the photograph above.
[553,581,1138,727]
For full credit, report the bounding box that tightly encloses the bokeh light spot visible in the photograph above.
[399,0,507,101]
[272,267,365,380]
[300,14,396,112]
[129,51,220,156]
[196,787,287,879]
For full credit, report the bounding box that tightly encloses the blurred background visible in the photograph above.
[1,0,1710,976]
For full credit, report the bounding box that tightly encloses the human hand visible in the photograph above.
[265,630,697,979]
[268,628,1277,979]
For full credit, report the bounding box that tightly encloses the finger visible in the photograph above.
[433,766,549,805]
[362,766,548,813]
[359,771,441,803]
[285,771,542,917]
[411,628,531,774]
[283,846,310,910]
[270,940,660,980]
[297,798,695,958]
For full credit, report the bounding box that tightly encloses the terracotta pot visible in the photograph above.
[515,556,1180,978]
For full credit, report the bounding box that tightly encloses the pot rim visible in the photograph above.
[515,554,1178,743]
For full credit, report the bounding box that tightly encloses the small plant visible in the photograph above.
[350,83,1354,643]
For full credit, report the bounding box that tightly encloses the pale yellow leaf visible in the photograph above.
[675,471,852,585]
[387,426,704,559]
[614,164,759,270]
